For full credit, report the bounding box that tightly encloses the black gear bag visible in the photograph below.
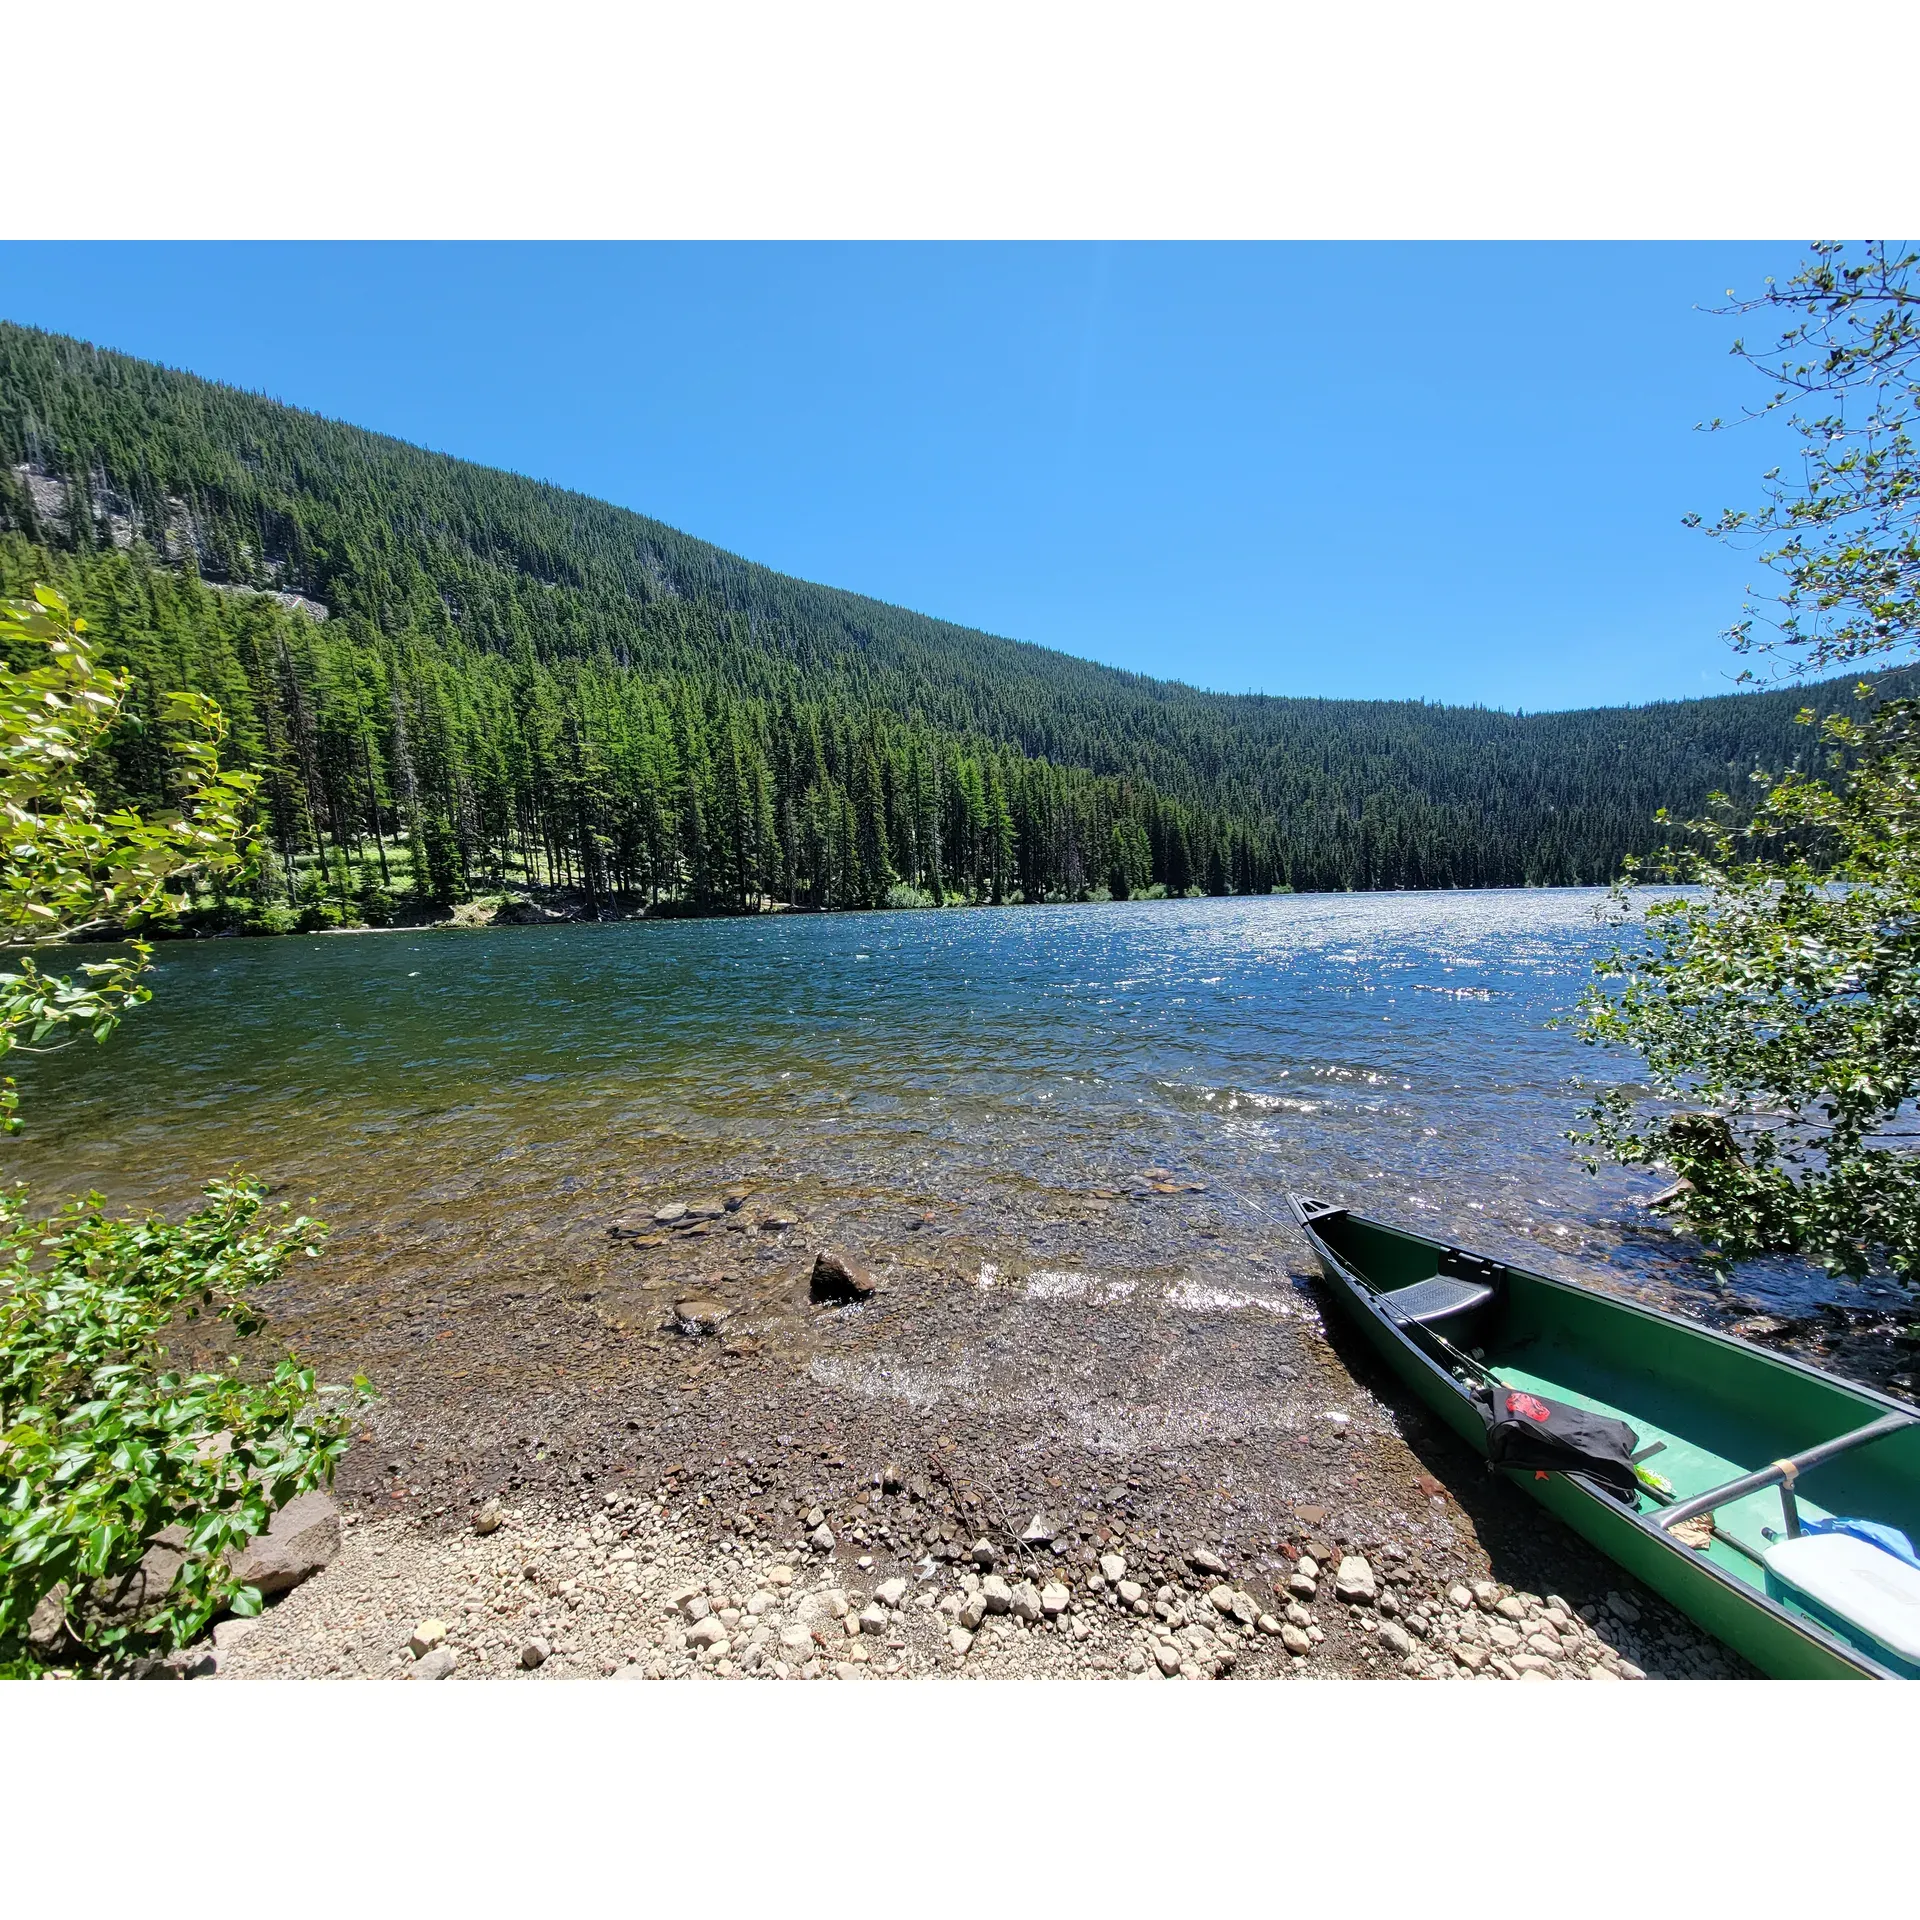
[1477,1382,1641,1502]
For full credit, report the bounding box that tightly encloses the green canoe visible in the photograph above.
[1288,1195,1920,1680]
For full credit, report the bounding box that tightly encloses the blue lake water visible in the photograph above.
[17,887,1869,1334]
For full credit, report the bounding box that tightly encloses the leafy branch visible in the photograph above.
[1575,698,1920,1280]
[1691,241,1920,674]
[0,584,261,1129]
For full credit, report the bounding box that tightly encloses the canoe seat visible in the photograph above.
[1762,1532,1920,1679]
[1378,1276,1495,1325]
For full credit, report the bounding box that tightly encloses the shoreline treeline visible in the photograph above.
[2,321,1901,921]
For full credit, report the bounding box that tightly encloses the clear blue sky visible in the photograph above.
[1,241,1809,711]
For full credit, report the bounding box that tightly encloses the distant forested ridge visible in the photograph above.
[0,320,1898,925]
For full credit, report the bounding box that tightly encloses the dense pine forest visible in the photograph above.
[1,319,1899,926]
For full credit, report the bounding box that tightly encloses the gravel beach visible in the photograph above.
[189,1170,1748,1681]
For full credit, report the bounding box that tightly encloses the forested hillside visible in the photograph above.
[0,319,1895,923]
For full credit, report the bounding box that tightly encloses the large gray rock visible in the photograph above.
[228,1492,342,1597]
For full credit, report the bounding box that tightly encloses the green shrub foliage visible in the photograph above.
[1577,697,1920,1281]
[1578,244,1920,1286]
[0,1181,353,1664]
[0,585,359,1671]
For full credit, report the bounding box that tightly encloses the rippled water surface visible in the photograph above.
[11,891,1879,1325]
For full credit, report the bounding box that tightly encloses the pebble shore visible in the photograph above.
[205,1481,1741,1682]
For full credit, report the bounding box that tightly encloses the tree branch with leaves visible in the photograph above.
[1578,242,1920,1289]
[0,584,259,1128]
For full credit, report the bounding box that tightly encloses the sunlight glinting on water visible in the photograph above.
[13,889,1857,1321]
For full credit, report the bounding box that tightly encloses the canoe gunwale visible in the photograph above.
[1285,1193,1904,1681]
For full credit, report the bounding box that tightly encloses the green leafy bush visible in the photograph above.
[0,1180,361,1668]
[1576,698,1920,1282]
[1577,245,1920,1286]
[0,585,364,1670]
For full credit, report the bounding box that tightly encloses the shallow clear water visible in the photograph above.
[9,890,1889,1326]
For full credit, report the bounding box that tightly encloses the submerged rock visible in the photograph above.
[672,1297,732,1337]
[810,1251,878,1303]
